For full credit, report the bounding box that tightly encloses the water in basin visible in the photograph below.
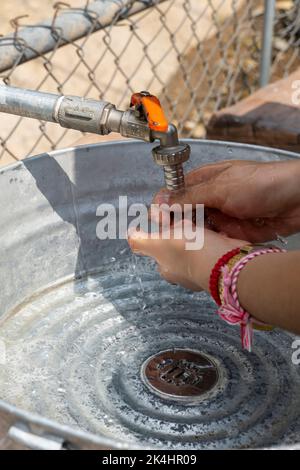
[0,247,300,449]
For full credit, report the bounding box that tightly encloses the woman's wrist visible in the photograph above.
[190,232,245,292]
[236,251,290,326]
[212,246,286,351]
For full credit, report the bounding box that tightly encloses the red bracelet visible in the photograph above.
[209,247,241,305]
[218,246,286,351]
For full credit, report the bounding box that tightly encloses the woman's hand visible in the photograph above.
[154,160,300,242]
[128,222,246,292]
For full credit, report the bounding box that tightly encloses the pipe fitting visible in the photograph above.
[0,85,190,191]
[152,124,190,191]
[54,95,120,135]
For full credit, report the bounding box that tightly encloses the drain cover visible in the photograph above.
[141,348,219,404]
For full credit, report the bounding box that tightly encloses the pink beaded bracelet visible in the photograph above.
[217,246,286,352]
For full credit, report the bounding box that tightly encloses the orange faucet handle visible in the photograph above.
[130,92,169,133]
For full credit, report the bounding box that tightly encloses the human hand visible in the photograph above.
[128,222,246,292]
[153,160,300,242]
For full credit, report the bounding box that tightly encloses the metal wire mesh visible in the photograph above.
[272,0,300,80]
[0,0,299,165]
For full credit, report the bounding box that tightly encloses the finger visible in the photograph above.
[128,227,181,260]
[152,188,171,205]
[128,228,158,258]
[152,160,255,209]
[185,160,255,186]
[152,173,222,207]
[148,201,175,229]
[167,184,221,210]
[184,161,233,185]
[128,223,190,273]
[204,209,280,243]
[152,161,235,205]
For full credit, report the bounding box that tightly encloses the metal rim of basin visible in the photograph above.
[0,139,300,450]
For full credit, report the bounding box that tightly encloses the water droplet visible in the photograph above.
[276,233,288,246]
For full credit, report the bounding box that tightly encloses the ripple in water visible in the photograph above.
[0,251,300,449]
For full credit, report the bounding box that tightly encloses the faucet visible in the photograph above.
[0,86,190,190]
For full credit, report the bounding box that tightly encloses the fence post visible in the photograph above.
[259,0,276,87]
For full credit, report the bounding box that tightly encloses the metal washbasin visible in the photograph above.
[0,139,299,450]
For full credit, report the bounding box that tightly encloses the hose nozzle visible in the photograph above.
[152,142,190,191]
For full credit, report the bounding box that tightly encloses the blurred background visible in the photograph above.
[0,0,299,166]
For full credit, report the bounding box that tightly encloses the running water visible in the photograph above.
[129,252,147,309]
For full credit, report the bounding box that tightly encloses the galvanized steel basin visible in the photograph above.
[0,139,300,450]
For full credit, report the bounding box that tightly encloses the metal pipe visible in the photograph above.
[0,84,190,191]
[0,0,167,73]
[259,0,276,87]
[0,85,59,122]
[0,85,123,134]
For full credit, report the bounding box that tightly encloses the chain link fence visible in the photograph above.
[0,0,299,165]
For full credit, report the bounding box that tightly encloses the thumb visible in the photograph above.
[154,183,221,210]
[127,228,163,259]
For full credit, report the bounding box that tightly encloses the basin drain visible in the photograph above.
[141,348,219,404]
